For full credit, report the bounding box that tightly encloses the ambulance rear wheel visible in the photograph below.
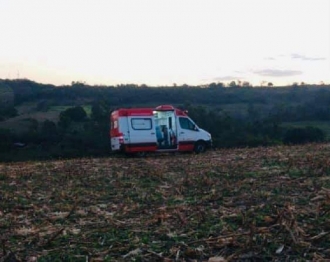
[194,141,206,154]
[135,151,147,157]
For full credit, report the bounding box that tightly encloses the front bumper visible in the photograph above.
[206,139,213,149]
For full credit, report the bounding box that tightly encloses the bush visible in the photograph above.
[0,107,18,121]
[36,101,50,112]
[0,128,14,152]
[58,106,87,129]
[283,126,325,145]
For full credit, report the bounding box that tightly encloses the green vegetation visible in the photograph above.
[283,121,330,138]
[0,82,14,108]
[49,105,73,112]
[0,78,330,161]
[50,105,91,116]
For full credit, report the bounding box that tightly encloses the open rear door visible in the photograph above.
[154,106,178,150]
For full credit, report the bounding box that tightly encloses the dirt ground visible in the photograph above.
[1,144,330,261]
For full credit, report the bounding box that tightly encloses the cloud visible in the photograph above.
[264,57,276,60]
[291,53,326,61]
[264,54,327,62]
[212,75,244,82]
[254,69,303,77]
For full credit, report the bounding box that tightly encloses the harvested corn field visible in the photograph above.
[2,144,330,261]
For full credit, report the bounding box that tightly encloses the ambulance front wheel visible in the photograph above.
[194,141,206,154]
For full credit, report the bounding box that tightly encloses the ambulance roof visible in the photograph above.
[112,105,187,117]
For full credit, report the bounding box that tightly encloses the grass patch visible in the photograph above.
[282,121,330,138]
[49,106,73,112]
[50,105,92,117]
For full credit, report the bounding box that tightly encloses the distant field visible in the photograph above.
[282,121,330,138]
[2,144,330,261]
[48,105,92,116]
[49,105,72,112]
[0,104,93,133]
[0,103,59,133]
[83,105,92,116]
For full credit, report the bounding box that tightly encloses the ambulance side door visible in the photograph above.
[128,116,157,150]
[177,117,199,150]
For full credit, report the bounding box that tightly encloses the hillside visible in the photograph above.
[1,143,330,261]
[1,79,330,161]
[0,83,14,107]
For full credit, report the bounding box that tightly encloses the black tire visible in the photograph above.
[194,141,206,154]
[135,151,147,157]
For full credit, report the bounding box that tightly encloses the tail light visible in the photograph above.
[119,136,124,144]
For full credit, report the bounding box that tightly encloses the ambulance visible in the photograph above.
[110,105,212,155]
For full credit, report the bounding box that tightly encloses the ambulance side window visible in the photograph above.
[179,117,196,131]
[131,118,152,130]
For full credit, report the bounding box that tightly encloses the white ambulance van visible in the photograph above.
[110,105,212,155]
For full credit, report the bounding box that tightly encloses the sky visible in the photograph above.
[0,0,329,87]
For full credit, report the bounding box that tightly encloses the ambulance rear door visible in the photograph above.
[127,116,157,152]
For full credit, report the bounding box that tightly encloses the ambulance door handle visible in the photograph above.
[180,132,185,134]
[151,132,155,135]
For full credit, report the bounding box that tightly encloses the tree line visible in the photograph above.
[0,79,329,161]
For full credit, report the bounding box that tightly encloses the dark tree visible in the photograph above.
[59,106,87,129]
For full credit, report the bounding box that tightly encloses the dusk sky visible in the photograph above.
[0,0,329,86]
